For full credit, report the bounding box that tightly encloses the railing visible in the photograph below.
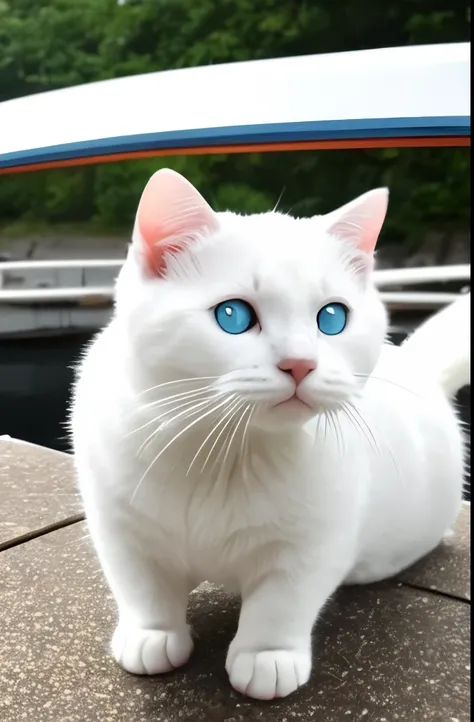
[0,261,470,308]
[0,259,470,280]
[373,265,470,287]
[0,259,123,271]
[0,287,113,303]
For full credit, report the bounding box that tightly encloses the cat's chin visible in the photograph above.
[253,397,316,431]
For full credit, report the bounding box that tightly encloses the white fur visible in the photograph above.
[402,291,470,395]
[71,206,468,700]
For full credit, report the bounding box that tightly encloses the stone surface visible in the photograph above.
[0,438,81,547]
[397,502,471,601]
[0,522,470,722]
[0,441,470,720]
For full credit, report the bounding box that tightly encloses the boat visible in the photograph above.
[0,43,469,173]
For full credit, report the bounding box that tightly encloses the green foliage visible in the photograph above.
[0,0,470,247]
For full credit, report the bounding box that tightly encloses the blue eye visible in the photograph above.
[214,299,257,335]
[317,302,349,336]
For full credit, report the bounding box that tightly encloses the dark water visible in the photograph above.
[0,332,81,452]
[0,328,470,499]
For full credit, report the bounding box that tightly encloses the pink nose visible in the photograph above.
[277,358,316,385]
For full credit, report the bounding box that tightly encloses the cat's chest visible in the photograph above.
[137,463,309,530]
[128,453,348,560]
[129,470,320,585]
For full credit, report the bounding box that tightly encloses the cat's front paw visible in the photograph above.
[226,648,312,700]
[112,624,193,675]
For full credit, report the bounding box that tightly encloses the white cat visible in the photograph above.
[70,169,469,700]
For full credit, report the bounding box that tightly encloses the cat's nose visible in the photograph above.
[277,358,316,385]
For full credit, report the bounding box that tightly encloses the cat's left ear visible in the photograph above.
[323,188,389,255]
[133,168,219,276]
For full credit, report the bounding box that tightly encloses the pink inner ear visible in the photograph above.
[325,188,389,255]
[136,169,218,275]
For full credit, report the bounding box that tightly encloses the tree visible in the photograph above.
[0,0,470,252]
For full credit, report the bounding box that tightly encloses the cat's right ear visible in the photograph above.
[323,188,389,255]
[133,168,219,276]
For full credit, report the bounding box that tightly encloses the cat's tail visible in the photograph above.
[402,293,470,396]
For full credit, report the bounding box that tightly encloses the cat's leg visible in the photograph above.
[226,557,349,700]
[89,514,192,675]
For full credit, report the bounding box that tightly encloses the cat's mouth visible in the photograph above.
[272,394,312,411]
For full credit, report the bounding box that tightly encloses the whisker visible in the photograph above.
[323,412,329,443]
[138,385,216,412]
[240,404,255,460]
[346,403,380,456]
[137,395,220,457]
[353,373,422,398]
[325,410,337,455]
[131,395,234,505]
[314,411,324,447]
[352,402,399,473]
[341,402,378,457]
[239,405,256,484]
[272,186,286,213]
[330,409,345,457]
[209,401,252,482]
[206,402,247,479]
[130,389,217,437]
[200,401,247,476]
[221,403,252,472]
[344,402,400,478]
[138,376,220,397]
[186,397,243,476]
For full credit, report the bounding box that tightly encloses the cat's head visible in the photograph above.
[115,169,388,431]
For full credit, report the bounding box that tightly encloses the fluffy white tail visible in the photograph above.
[402,293,470,396]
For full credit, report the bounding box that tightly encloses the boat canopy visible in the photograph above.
[0,42,470,175]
